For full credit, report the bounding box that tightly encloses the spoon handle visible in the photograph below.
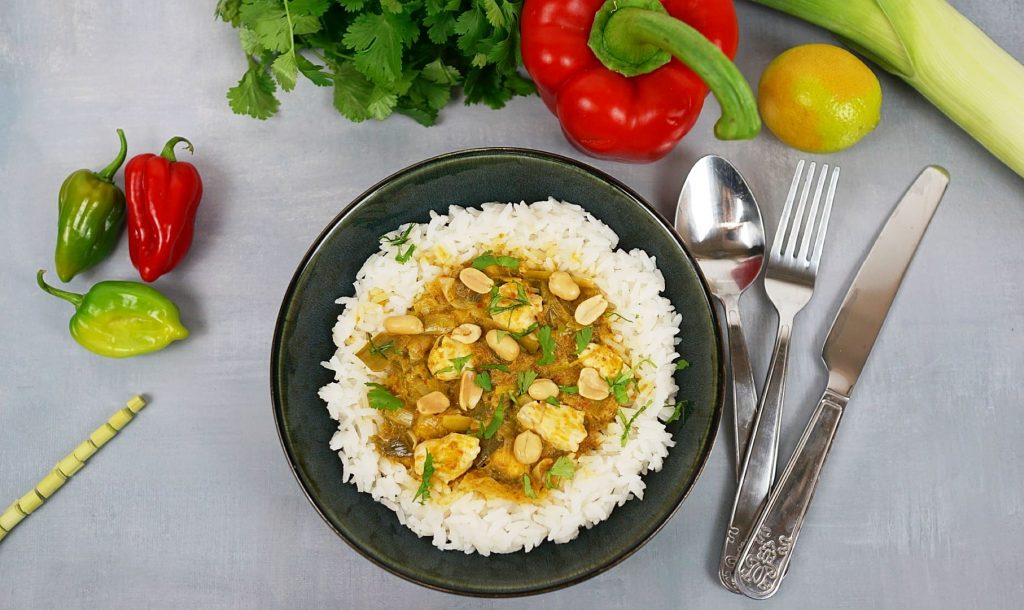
[719,314,793,592]
[723,296,757,478]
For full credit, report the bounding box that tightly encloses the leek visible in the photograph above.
[752,0,1024,178]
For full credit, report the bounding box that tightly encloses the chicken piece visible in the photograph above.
[516,400,588,452]
[427,335,474,381]
[489,282,543,333]
[486,444,530,481]
[413,433,481,483]
[579,343,625,379]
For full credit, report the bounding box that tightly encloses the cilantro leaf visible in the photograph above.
[618,402,650,447]
[479,402,505,440]
[606,368,635,406]
[227,61,280,120]
[536,325,555,365]
[557,384,578,394]
[367,337,395,358]
[414,450,434,503]
[574,326,592,355]
[295,53,332,86]
[507,323,537,340]
[272,50,299,92]
[666,399,689,424]
[471,251,519,270]
[676,359,690,371]
[342,12,418,85]
[522,474,537,499]
[332,60,376,122]
[544,456,576,488]
[516,370,538,396]
[474,371,492,391]
[544,396,559,406]
[365,382,403,411]
[396,244,416,263]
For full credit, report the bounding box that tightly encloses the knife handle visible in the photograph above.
[734,388,849,599]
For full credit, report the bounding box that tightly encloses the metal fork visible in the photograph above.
[718,160,840,593]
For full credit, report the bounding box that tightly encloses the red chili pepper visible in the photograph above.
[125,137,204,282]
[521,0,760,162]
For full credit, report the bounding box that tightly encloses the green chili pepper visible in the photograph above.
[37,270,188,358]
[54,129,129,282]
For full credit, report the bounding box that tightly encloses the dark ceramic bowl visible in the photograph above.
[271,148,723,596]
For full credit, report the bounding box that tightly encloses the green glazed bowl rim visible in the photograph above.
[270,147,724,597]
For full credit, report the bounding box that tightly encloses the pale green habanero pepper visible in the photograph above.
[37,270,188,358]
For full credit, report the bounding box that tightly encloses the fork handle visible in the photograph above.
[723,297,758,478]
[719,316,793,593]
[734,389,849,599]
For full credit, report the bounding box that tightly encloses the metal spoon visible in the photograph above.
[675,155,766,478]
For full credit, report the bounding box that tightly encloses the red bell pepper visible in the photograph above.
[125,137,204,282]
[521,0,760,162]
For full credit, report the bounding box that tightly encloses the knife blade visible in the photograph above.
[732,166,949,600]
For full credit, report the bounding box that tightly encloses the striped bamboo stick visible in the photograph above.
[0,395,147,543]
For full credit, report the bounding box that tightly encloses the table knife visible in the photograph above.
[733,166,950,600]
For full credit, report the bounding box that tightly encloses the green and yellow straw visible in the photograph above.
[0,395,147,543]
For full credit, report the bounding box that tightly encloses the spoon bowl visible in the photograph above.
[675,155,766,497]
[675,155,766,297]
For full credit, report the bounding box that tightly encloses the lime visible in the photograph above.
[758,44,882,153]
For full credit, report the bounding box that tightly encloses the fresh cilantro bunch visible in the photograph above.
[215,0,535,125]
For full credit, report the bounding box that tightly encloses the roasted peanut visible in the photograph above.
[416,391,450,415]
[578,367,610,400]
[485,329,520,361]
[459,267,494,294]
[528,378,559,401]
[513,431,543,465]
[383,314,424,335]
[574,295,609,326]
[459,370,483,410]
[548,271,581,301]
[451,323,482,344]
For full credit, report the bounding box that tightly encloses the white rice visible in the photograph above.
[319,199,684,555]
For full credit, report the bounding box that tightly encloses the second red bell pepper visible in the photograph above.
[521,0,760,162]
[125,136,204,282]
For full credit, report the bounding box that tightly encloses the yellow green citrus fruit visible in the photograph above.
[758,44,882,153]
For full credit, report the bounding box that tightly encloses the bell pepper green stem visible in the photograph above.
[96,129,128,182]
[589,0,761,140]
[37,270,83,307]
[160,137,194,163]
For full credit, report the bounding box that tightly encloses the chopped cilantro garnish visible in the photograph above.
[675,358,690,371]
[517,370,538,396]
[479,402,505,440]
[574,326,592,355]
[413,451,434,504]
[544,396,559,406]
[367,337,395,358]
[666,399,690,424]
[522,474,537,499]
[474,371,493,392]
[617,402,651,447]
[635,356,655,369]
[486,284,530,317]
[472,251,520,271]
[395,243,416,264]
[536,325,556,365]
[558,385,578,394]
[605,368,635,406]
[605,311,634,323]
[365,383,403,411]
[435,354,471,376]
[545,456,576,488]
[382,224,413,246]
[508,323,537,340]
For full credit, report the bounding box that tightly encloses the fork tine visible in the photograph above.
[810,166,841,266]
[797,164,829,261]
[784,161,816,258]
[772,160,805,258]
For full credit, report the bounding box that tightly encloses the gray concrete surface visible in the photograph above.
[1,1,1022,608]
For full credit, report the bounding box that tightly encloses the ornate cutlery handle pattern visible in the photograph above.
[735,389,849,599]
